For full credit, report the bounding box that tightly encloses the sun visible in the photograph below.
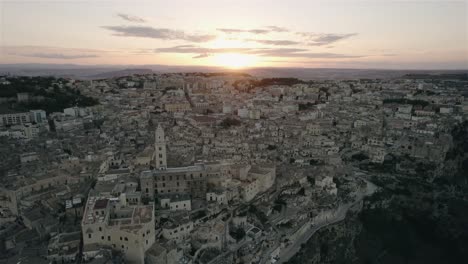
[214,53,257,69]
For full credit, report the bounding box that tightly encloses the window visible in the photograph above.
[120,237,122,241]
[101,236,104,240]
[108,236,110,241]
[88,234,92,239]
[99,227,102,231]
[124,237,128,241]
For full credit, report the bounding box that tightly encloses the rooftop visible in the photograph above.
[141,164,205,177]
[93,199,109,210]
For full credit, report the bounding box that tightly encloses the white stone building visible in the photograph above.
[82,195,155,264]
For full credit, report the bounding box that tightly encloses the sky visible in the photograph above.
[0,0,467,69]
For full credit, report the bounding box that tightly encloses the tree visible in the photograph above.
[220,117,241,128]
[229,226,246,242]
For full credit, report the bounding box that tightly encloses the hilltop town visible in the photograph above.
[0,72,467,264]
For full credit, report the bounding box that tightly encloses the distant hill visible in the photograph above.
[402,73,468,81]
[1,63,467,80]
[88,68,154,79]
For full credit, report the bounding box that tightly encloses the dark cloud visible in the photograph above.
[13,53,98,59]
[155,45,364,59]
[117,13,146,23]
[299,33,358,46]
[218,26,289,34]
[217,28,271,34]
[245,39,300,46]
[155,45,249,54]
[102,26,216,42]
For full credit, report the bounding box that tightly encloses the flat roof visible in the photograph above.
[93,199,109,210]
[141,164,205,177]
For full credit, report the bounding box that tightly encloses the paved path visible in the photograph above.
[268,179,377,264]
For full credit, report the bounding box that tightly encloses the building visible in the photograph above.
[0,110,46,126]
[164,101,191,113]
[160,193,192,211]
[0,112,30,126]
[81,195,155,264]
[142,125,208,199]
[47,232,81,263]
[161,217,193,242]
[154,124,167,169]
[141,165,208,199]
[30,110,47,123]
[206,189,228,205]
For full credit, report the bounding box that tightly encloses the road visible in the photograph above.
[265,179,377,264]
[276,204,350,263]
[207,239,251,264]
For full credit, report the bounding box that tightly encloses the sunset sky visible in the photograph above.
[0,0,467,69]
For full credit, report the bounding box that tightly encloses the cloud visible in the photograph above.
[155,45,364,59]
[264,51,363,59]
[266,26,289,32]
[216,26,289,34]
[155,45,249,54]
[102,26,216,42]
[245,39,300,46]
[3,46,101,59]
[299,33,358,46]
[217,28,272,34]
[18,53,98,59]
[117,13,146,23]
[193,53,210,59]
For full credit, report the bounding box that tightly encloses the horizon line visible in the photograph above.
[0,63,467,72]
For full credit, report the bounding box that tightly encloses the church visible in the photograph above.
[140,124,276,203]
[141,124,209,199]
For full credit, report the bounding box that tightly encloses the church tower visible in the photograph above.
[154,124,167,169]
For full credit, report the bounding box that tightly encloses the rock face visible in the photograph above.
[289,122,468,264]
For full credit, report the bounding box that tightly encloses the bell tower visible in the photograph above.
[154,124,167,169]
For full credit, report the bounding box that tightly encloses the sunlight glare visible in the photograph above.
[214,53,257,69]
